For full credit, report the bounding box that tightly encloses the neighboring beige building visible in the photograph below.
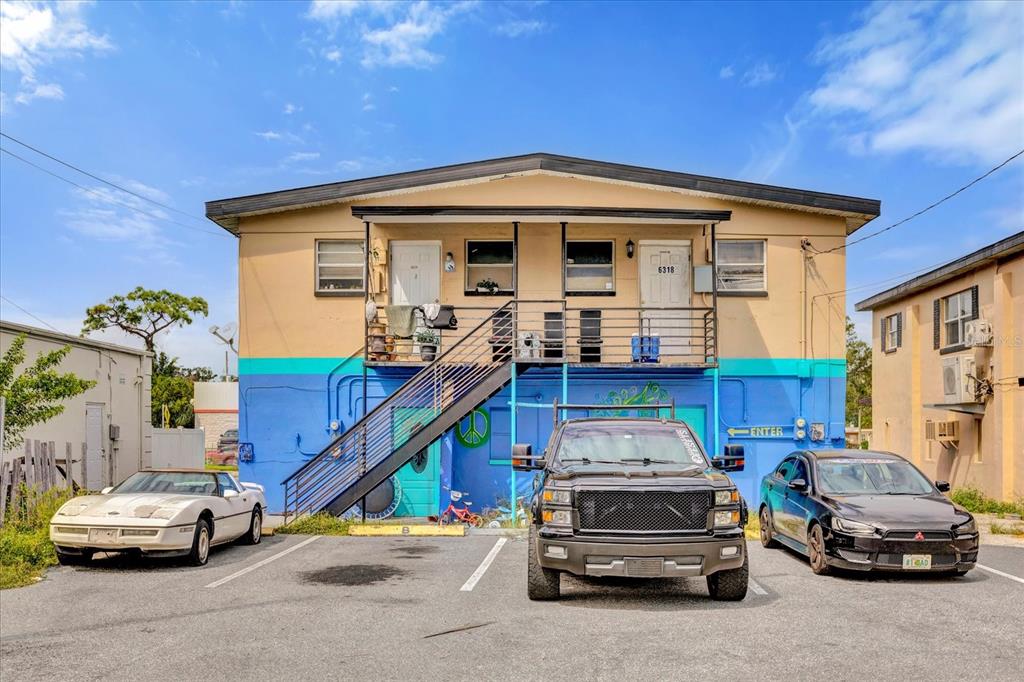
[856,232,1023,501]
[193,381,238,450]
[0,320,153,490]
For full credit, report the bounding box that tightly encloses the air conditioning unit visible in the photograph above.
[964,319,993,347]
[925,420,960,442]
[942,355,977,403]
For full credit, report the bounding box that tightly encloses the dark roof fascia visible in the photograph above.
[855,231,1024,311]
[350,205,732,222]
[205,153,880,232]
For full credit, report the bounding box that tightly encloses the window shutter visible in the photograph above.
[880,316,887,352]
[896,312,903,349]
[933,299,941,349]
[970,285,979,320]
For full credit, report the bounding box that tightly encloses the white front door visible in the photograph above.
[390,242,441,305]
[639,241,692,361]
[85,403,105,489]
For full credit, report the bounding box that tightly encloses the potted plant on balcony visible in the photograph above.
[475,277,500,295]
[416,329,439,361]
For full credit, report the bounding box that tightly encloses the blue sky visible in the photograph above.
[1,0,1022,370]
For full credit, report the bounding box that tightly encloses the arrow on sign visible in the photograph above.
[727,428,750,437]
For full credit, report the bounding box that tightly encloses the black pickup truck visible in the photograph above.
[514,405,748,601]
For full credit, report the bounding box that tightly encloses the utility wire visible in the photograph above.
[0,295,63,333]
[0,132,209,225]
[818,148,1024,255]
[0,147,228,238]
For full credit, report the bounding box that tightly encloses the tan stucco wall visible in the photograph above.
[237,173,850,363]
[870,255,1023,501]
[0,325,153,487]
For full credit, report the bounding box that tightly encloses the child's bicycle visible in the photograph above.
[429,489,484,527]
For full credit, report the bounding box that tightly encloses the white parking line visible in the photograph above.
[976,563,1024,585]
[748,579,768,596]
[460,538,507,592]
[205,535,321,588]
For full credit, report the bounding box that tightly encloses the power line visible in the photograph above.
[0,147,228,238]
[0,296,63,333]
[818,148,1024,255]
[0,131,210,225]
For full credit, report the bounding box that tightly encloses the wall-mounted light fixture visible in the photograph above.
[444,252,456,272]
[626,240,635,259]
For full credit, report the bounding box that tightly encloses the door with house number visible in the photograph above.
[639,242,692,362]
[390,242,441,307]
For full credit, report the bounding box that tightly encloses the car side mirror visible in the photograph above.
[511,443,545,471]
[100,486,114,495]
[788,478,808,492]
[712,444,745,472]
[935,480,951,493]
[223,489,239,499]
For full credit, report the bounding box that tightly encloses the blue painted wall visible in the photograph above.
[238,360,846,513]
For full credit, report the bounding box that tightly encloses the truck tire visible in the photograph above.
[527,525,560,601]
[706,552,748,601]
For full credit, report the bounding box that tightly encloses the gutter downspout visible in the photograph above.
[711,221,721,458]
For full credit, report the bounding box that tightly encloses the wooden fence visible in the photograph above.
[0,439,81,527]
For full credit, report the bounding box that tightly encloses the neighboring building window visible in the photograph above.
[316,240,365,293]
[882,313,901,353]
[565,241,615,294]
[942,289,973,347]
[466,240,514,294]
[716,240,766,292]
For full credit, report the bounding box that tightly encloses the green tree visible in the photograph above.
[846,317,872,429]
[1,334,96,450]
[152,375,194,428]
[82,287,208,352]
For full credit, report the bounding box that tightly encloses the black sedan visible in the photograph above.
[758,449,979,575]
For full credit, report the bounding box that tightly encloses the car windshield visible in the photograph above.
[817,458,934,495]
[112,471,218,496]
[556,423,708,467]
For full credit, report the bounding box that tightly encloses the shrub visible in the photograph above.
[0,485,78,589]
[277,512,351,536]
[950,486,1024,516]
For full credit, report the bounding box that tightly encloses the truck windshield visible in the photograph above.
[817,459,934,495]
[556,424,707,467]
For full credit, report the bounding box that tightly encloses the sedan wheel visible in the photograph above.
[759,507,778,548]
[238,507,262,545]
[808,524,830,575]
[189,519,211,566]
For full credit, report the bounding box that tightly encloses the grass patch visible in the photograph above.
[205,463,238,472]
[950,486,1024,517]
[277,512,352,536]
[744,512,761,541]
[990,522,1024,538]
[0,486,78,590]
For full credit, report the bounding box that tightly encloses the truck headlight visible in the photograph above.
[714,510,740,527]
[832,517,877,536]
[715,490,739,506]
[541,488,570,505]
[541,510,571,526]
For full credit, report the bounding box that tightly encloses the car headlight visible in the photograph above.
[832,517,878,536]
[955,518,977,537]
[541,510,571,526]
[715,489,739,506]
[57,502,90,517]
[541,488,570,505]
[151,508,178,520]
[714,510,740,527]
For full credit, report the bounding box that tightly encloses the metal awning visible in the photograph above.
[350,205,731,224]
[924,403,986,416]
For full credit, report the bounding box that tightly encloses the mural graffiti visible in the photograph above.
[455,408,490,448]
[593,382,672,417]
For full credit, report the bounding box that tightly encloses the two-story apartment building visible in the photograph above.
[856,232,1023,502]
[205,153,880,516]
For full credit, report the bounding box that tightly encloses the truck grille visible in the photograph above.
[576,490,711,533]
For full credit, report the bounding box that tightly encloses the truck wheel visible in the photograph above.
[707,552,748,601]
[527,525,560,601]
[759,506,778,548]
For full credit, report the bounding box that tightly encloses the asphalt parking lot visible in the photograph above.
[2,534,1022,681]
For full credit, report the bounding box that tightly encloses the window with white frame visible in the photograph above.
[316,240,365,293]
[883,313,901,352]
[942,289,973,347]
[565,241,615,294]
[716,240,766,292]
[466,240,514,294]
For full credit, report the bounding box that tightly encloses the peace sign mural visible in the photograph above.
[455,408,490,448]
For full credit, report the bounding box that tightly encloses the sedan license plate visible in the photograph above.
[89,528,119,543]
[902,554,932,570]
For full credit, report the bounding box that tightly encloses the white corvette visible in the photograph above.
[50,469,266,566]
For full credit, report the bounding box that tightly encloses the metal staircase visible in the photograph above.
[282,302,517,521]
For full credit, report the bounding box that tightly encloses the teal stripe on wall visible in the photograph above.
[239,357,365,375]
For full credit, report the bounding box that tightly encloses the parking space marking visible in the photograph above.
[460,538,507,592]
[976,563,1024,585]
[205,535,321,588]
[748,578,768,596]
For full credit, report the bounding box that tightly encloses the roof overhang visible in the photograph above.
[205,153,879,236]
[351,205,731,224]
[855,231,1024,311]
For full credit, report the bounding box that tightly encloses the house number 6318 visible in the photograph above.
[658,266,676,274]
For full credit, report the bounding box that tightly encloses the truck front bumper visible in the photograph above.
[535,531,746,577]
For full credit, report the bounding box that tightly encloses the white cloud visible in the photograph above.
[254,130,281,140]
[495,19,546,38]
[739,115,803,182]
[283,102,302,114]
[323,46,342,62]
[809,0,1024,164]
[741,62,777,86]
[719,65,735,79]
[253,130,304,143]
[0,0,112,108]
[388,85,399,92]
[284,151,320,163]
[361,91,375,111]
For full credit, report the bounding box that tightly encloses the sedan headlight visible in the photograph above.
[715,489,739,505]
[57,502,90,517]
[541,510,571,526]
[832,517,878,536]
[541,488,570,505]
[955,518,977,537]
[151,508,178,520]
